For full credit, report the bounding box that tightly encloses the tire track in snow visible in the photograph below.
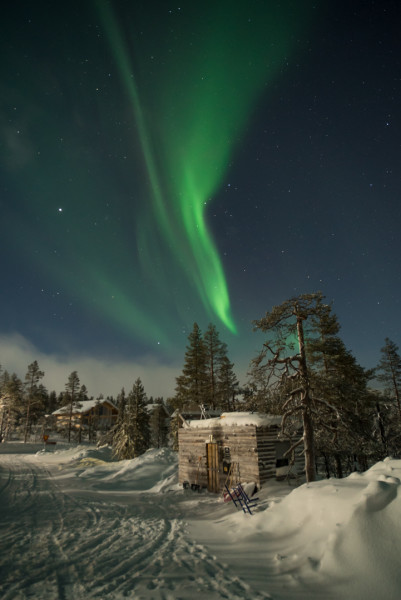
[126,517,272,600]
[0,456,93,599]
[73,507,272,600]
[0,462,12,495]
[0,454,272,600]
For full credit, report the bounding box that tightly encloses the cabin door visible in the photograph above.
[206,443,220,493]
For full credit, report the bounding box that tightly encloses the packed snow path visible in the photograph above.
[0,445,271,600]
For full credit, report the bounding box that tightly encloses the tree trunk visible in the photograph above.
[334,454,343,478]
[0,408,6,441]
[302,407,316,482]
[358,454,368,472]
[392,374,401,419]
[376,402,388,456]
[296,309,316,483]
[68,397,73,443]
[4,408,11,442]
[24,397,31,443]
[322,452,331,478]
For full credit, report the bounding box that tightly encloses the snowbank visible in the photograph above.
[82,447,179,492]
[37,444,179,493]
[36,442,114,464]
[197,457,401,599]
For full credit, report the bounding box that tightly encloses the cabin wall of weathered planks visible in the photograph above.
[256,427,281,483]
[178,424,286,491]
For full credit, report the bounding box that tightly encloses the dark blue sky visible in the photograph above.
[1,0,400,396]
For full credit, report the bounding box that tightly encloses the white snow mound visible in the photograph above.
[40,445,179,492]
[209,458,401,599]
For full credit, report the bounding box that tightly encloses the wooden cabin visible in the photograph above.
[178,412,303,492]
[52,399,118,432]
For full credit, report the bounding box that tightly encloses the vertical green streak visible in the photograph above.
[96,0,314,336]
[96,0,239,333]
[181,167,232,329]
[96,1,169,234]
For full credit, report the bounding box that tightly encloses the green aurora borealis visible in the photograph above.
[94,1,311,341]
[2,1,314,353]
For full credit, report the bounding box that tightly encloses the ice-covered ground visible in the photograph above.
[1,442,401,599]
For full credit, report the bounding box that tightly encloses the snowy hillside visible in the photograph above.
[1,443,401,599]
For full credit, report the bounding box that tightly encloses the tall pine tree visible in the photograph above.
[203,323,228,410]
[23,361,45,443]
[0,371,23,442]
[376,338,401,417]
[251,293,326,482]
[250,293,375,479]
[307,304,374,474]
[64,371,81,443]
[175,323,208,409]
[216,355,239,411]
[113,379,150,459]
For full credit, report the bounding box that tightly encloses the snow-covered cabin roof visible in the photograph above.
[146,403,169,414]
[52,399,117,416]
[185,412,282,429]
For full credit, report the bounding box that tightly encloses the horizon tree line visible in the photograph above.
[1,296,401,474]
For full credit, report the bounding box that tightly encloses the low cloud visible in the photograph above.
[0,333,179,399]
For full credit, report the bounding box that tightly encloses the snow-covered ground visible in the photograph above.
[1,443,401,599]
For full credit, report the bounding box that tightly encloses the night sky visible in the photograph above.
[1,0,400,397]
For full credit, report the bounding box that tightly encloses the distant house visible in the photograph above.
[178,412,304,493]
[146,402,170,447]
[52,399,118,434]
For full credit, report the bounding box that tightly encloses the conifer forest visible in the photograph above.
[1,293,400,479]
